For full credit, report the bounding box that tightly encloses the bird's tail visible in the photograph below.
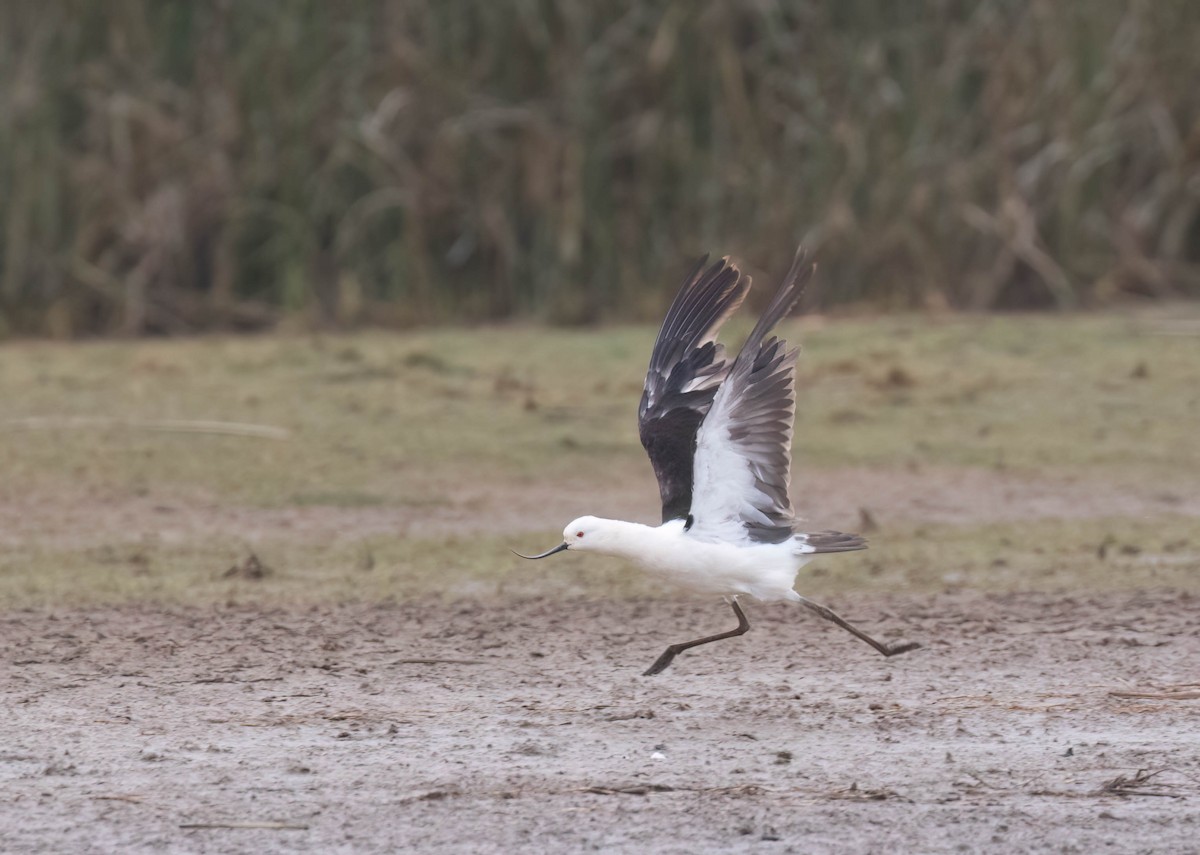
[796,530,867,554]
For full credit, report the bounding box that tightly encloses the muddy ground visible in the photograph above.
[3,591,1198,853]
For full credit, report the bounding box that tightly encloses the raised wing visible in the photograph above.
[638,255,750,523]
[688,248,813,543]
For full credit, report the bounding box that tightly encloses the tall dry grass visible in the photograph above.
[1,1,1198,336]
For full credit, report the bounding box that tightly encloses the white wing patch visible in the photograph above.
[686,248,812,544]
[688,336,798,544]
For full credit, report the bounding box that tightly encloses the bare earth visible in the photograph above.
[3,592,1198,853]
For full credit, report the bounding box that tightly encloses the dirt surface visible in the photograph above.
[4,592,1198,853]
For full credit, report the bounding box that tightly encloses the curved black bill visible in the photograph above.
[512,542,569,560]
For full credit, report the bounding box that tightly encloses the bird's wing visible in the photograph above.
[688,248,813,544]
[638,255,750,523]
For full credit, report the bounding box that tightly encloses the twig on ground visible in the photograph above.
[1097,769,1182,799]
[828,781,902,801]
[583,784,675,796]
[180,822,309,830]
[1109,689,1200,701]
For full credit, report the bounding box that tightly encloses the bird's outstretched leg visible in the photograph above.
[643,599,750,676]
[794,595,920,657]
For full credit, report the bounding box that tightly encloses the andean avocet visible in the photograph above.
[517,247,920,676]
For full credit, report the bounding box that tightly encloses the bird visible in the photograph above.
[516,247,920,676]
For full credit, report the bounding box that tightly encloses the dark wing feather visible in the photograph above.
[690,247,814,544]
[638,256,750,523]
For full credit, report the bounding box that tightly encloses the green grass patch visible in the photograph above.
[1,312,1197,606]
[2,515,1195,609]
[2,311,1197,505]
[822,515,1200,595]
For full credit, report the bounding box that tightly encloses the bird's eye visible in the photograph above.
[576,531,584,538]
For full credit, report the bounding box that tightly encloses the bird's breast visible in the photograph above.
[627,534,801,599]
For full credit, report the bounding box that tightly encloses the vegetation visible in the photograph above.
[2,1,1199,336]
[2,311,1197,605]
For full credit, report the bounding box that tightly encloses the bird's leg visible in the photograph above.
[794,595,920,657]
[643,599,750,676]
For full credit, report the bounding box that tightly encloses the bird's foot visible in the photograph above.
[642,647,679,676]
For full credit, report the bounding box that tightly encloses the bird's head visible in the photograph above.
[513,515,615,559]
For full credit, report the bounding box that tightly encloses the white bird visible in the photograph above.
[517,247,919,676]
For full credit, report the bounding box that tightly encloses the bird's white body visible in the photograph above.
[561,516,816,601]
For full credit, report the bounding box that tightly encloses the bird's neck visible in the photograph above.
[590,518,680,562]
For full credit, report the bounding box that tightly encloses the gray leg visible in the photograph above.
[643,599,750,676]
[794,595,920,656]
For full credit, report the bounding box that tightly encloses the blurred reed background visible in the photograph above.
[1,0,1198,337]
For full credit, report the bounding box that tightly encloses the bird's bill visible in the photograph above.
[511,542,570,560]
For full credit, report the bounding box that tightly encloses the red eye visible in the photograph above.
[576,531,584,538]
